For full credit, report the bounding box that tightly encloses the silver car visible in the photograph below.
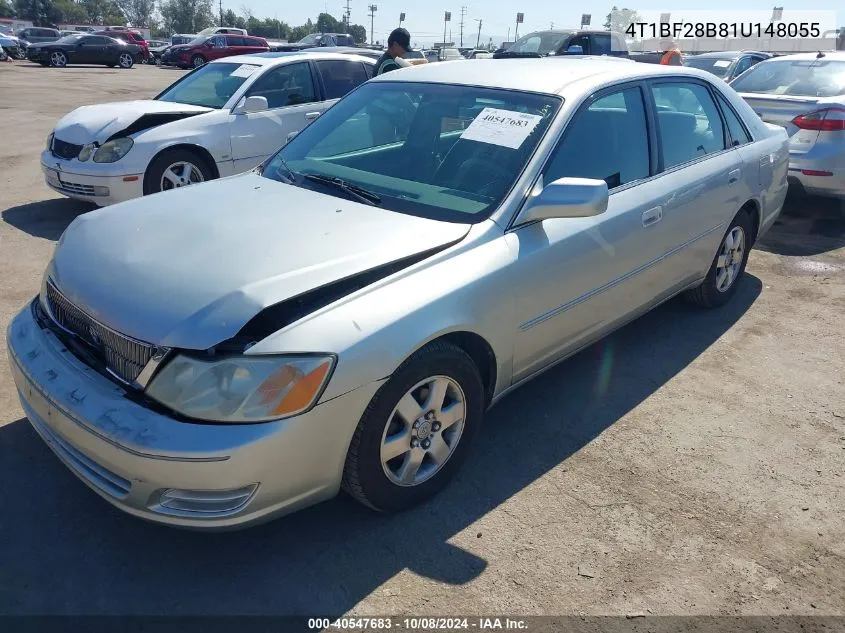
[7,58,789,529]
[731,51,845,198]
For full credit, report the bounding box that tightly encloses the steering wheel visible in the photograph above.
[439,157,513,197]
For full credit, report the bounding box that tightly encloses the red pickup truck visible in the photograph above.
[167,33,270,69]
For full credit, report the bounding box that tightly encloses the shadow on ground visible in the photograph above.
[0,276,762,616]
[2,198,94,241]
[758,193,845,257]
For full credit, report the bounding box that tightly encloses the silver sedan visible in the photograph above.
[7,58,789,529]
[731,51,845,198]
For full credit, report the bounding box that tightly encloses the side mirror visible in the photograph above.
[514,176,608,226]
[239,95,268,114]
[566,44,584,54]
[286,130,299,143]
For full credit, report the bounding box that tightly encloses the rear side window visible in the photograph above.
[544,87,650,189]
[590,33,612,55]
[316,60,370,100]
[715,92,752,146]
[247,37,264,47]
[652,82,726,169]
[227,36,245,46]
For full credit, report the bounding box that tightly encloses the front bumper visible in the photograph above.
[7,301,380,529]
[41,154,143,206]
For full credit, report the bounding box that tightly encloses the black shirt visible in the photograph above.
[375,52,401,75]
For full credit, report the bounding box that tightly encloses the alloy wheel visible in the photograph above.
[380,375,466,486]
[715,226,745,293]
[50,51,66,67]
[119,53,133,68]
[159,161,204,191]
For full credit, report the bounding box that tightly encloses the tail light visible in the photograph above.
[792,107,845,131]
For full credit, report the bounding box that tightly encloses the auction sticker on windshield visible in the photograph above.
[230,64,260,78]
[713,60,732,67]
[460,107,543,149]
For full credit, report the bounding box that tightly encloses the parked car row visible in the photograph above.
[12,54,793,530]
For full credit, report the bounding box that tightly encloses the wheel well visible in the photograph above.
[434,331,497,406]
[740,200,760,246]
[148,144,220,180]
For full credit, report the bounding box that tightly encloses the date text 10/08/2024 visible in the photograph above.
[625,21,821,39]
[308,617,529,630]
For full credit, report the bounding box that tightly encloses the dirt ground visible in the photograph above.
[0,63,843,620]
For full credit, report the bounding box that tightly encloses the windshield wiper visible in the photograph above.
[302,173,382,206]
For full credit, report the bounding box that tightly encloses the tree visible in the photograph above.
[348,23,366,43]
[114,0,155,26]
[604,6,639,34]
[316,12,342,33]
[53,0,88,22]
[159,0,213,34]
[0,0,14,18]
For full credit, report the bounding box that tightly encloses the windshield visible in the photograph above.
[685,56,734,78]
[155,62,259,108]
[186,36,209,46]
[507,31,570,55]
[297,33,320,45]
[262,82,560,223]
[55,34,85,45]
[731,59,845,97]
[0,25,10,35]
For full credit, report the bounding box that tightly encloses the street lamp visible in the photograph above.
[368,4,378,45]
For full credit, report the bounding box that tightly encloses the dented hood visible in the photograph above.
[53,100,212,144]
[48,174,471,350]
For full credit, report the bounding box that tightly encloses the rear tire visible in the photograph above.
[118,52,134,69]
[342,341,485,513]
[685,209,753,309]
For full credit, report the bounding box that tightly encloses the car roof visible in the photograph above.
[692,50,772,59]
[214,51,376,66]
[369,57,723,94]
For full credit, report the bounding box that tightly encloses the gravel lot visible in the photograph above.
[0,63,843,619]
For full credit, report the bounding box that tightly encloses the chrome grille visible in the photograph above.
[51,138,82,160]
[45,281,155,384]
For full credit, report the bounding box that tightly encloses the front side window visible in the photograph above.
[155,62,258,108]
[590,33,612,55]
[544,87,650,190]
[731,55,754,78]
[262,82,560,222]
[316,60,369,100]
[246,62,316,108]
[730,59,845,97]
[652,82,726,169]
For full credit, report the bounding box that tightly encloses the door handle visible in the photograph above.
[642,206,663,227]
[728,168,741,184]
[304,111,321,120]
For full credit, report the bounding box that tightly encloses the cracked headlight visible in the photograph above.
[77,143,96,162]
[93,137,133,163]
[147,354,336,422]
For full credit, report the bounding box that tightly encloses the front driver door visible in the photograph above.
[74,37,103,63]
[229,61,322,172]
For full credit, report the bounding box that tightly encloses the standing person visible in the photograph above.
[375,27,412,75]
[659,38,683,65]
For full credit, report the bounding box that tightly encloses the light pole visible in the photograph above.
[368,4,377,45]
[443,11,451,49]
[515,12,523,40]
[399,12,405,28]
[475,18,482,48]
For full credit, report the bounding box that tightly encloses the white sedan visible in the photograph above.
[40,52,376,206]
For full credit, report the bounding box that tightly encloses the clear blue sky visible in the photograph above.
[230,0,843,46]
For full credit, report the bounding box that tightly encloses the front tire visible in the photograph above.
[49,50,67,67]
[342,341,485,513]
[685,209,753,308]
[143,148,214,195]
[191,54,206,68]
